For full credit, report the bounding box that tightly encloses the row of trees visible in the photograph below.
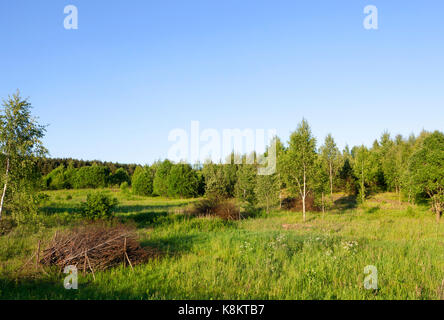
[35,157,139,176]
[40,120,444,221]
[42,164,131,189]
[1,92,442,223]
[42,159,206,199]
[131,161,204,198]
[200,120,444,222]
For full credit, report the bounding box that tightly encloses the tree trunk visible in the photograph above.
[302,166,306,222]
[398,186,402,205]
[322,192,325,216]
[302,194,306,222]
[329,162,333,196]
[0,158,10,220]
[434,197,441,223]
[361,164,365,203]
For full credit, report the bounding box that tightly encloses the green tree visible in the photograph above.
[319,134,340,196]
[43,164,69,190]
[281,119,317,221]
[202,162,230,200]
[338,146,357,195]
[255,172,280,213]
[72,165,110,189]
[382,135,412,204]
[408,131,444,222]
[167,163,199,198]
[313,155,330,214]
[110,167,130,187]
[353,145,372,203]
[131,166,154,196]
[0,91,47,222]
[235,164,257,207]
[153,160,173,197]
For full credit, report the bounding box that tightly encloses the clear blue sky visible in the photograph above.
[1,0,443,164]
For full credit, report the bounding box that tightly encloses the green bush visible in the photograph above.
[120,181,130,194]
[79,192,118,220]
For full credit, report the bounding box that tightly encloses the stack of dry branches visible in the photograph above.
[40,223,155,275]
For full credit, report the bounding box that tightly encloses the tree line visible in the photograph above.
[35,157,139,176]
[1,92,443,224]
[39,119,444,222]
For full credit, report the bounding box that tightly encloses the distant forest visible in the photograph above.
[35,157,139,176]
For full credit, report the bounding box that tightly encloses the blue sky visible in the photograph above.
[0,0,443,164]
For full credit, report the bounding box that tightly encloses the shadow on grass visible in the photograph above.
[39,204,78,215]
[0,275,143,300]
[119,210,193,229]
[141,234,199,256]
[333,195,357,211]
[39,202,189,218]
[115,202,188,214]
[365,206,380,214]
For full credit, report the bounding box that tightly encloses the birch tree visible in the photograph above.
[319,134,340,196]
[0,91,47,222]
[281,119,317,222]
[255,173,280,213]
[353,145,372,203]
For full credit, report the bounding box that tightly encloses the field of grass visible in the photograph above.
[1,189,444,300]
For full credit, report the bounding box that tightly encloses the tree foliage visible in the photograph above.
[153,160,172,197]
[280,119,317,221]
[167,163,199,198]
[408,131,444,221]
[131,166,154,196]
[0,91,47,222]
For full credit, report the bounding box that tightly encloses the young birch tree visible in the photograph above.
[353,145,372,203]
[0,91,47,222]
[255,173,280,214]
[319,134,340,197]
[282,119,317,222]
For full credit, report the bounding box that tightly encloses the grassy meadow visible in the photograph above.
[1,189,444,300]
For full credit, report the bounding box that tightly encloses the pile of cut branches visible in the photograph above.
[40,222,156,273]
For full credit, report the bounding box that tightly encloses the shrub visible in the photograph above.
[80,192,118,220]
[120,181,130,194]
[188,198,241,220]
[36,193,50,205]
[0,217,16,236]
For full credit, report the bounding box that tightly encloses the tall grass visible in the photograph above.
[1,189,443,300]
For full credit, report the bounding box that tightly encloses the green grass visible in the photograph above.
[1,189,444,300]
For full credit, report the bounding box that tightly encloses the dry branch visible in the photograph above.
[40,222,157,272]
